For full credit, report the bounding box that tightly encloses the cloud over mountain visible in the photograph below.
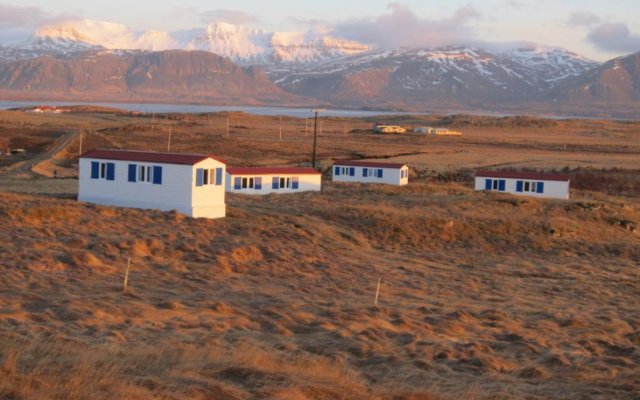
[567,11,601,27]
[199,9,260,25]
[0,4,79,42]
[331,3,479,49]
[587,22,640,53]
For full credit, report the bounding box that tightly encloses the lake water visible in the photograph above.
[0,100,417,118]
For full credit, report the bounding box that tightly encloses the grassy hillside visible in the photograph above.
[0,180,638,399]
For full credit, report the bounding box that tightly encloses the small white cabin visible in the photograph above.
[226,167,321,195]
[332,160,409,186]
[475,170,570,200]
[78,149,226,218]
[413,126,433,134]
[374,124,407,134]
[413,126,462,136]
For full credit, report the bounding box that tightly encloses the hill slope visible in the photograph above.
[0,50,304,104]
[550,51,640,103]
[0,181,639,399]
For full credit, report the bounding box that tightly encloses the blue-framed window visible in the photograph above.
[485,178,506,192]
[335,166,355,176]
[231,176,262,190]
[90,161,115,181]
[270,176,299,190]
[196,167,222,187]
[517,180,544,193]
[128,163,162,185]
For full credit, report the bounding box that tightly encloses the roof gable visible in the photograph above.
[80,149,225,166]
[475,170,570,182]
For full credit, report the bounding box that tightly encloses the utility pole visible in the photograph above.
[311,109,324,168]
[78,131,83,156]
[167,126,172,152]
[226,115,230,137]
[279,116,282,141]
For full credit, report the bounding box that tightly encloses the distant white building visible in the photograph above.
[413,126,462,136]
[332,160,409,186]
[374,124,407,134]
[78,149,226,218]
[475,170,570,200]
[413,126,432,134]
[226,167,322,195]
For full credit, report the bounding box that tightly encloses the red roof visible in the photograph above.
[227,167,320,176]
[333,160,407,169]
[81,149,225,165]
[475,170,570,182]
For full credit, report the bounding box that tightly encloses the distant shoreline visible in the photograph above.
[1,99,638,122]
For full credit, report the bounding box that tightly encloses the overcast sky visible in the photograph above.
[1,0,639,60]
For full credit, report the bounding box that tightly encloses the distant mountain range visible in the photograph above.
[266,46,597,109]
[0,19,368,64]
[0,19,639,118]
[0,50,302,105]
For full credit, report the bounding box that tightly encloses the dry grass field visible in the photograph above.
[0,109,639,399]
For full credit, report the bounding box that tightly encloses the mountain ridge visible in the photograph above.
[0,19,369,65]
[0,50,307,106]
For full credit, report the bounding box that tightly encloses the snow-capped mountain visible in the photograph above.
[0,19,369,65]
[184,22,369,64]
[550,51,640,103]
[503,46,596,85]
[266,46,598,107]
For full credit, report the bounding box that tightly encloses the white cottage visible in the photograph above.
[475,170,570,200]
[78,149,226,218]
[226,167,321,195]
[332,161,409,186]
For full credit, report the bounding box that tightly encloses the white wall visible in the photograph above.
[226,173,321,195]
[78,157,226,218]
[191,158,226,218]
[474,177,569,200]
[332,165,408,186]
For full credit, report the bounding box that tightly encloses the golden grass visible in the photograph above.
[0,179,638,399]
[1,110,640,399]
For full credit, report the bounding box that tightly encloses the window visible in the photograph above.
[91,161,115,181]
[196,167,223,187]
[401,169,408,179]
[376,169,384,178]
[484,178,505,191]
[363,168,368,177]
[128,164,162,184]
[271,176,298,190]
[138,165,152,183]
[517,180,543,193]
[242,177,255,189]
[279,177,291,189]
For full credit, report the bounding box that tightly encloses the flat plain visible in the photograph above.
[0,109,639,399]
